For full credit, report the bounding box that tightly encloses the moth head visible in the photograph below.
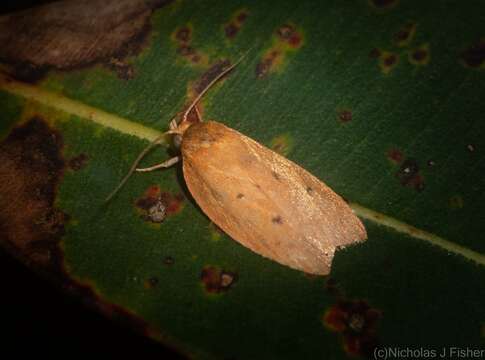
[170,119,193,150]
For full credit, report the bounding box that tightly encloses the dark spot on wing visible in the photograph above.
[236,193,245,199]
[306,186,314,194]
[272,215,283,224]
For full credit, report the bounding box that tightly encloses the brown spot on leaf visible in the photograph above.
[224,23,239,38]
[323,299,381,357]
[135,186,184,222]
[68,153,89,171]
[144,277,159,289]
[0,118,162,351]
[236,11,248,23]
[378,51,399,74]
[0,117,68,268]
[0,0,172,81]
[175,26,191,44]
[338,110,353,123]
[461,39,485,68]
[270,133,293,156]
[172,24,206,65]
[387,148,403,164]
[409,44,430,66]
[224,9,249,39]
[193,59,232,95]
[396,158,425,192]
[106,58,136,80]
[393,23,416,47]
[276,24,302,48]
[200,266,237,293]
[256,23,303,78]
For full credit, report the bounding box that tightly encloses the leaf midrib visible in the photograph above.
[1,73,484,267]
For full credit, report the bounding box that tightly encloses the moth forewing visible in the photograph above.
[181,121,366,275]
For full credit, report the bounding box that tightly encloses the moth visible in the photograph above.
[107,57,366,275]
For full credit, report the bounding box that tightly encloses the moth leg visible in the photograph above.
[104,131,172,203]
[136,156,180,172]
[169,117,178,130]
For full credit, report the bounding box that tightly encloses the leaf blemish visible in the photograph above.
[0,0,165,82]
[0,117,68,267]
[338,109,353,123]
[144,277,159,289]
[393,22,416,47]
[224,9,249,39]
[396,158,425,192]
[200,266,237,294]
[255,22,303,78]
[323,299,382,358]
[172,24,206,65]
[409,44,430,66]
[136,187,184,222]
[68,153,89,171]
[387,148,404,164]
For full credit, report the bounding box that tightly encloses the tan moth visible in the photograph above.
[107,57,366,275]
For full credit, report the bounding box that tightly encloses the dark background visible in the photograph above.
[1,1,182,357]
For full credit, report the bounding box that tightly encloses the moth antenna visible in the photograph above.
[182,49,251,123]
[104,127,175,203]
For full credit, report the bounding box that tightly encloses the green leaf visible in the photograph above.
[1,0,484,358]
